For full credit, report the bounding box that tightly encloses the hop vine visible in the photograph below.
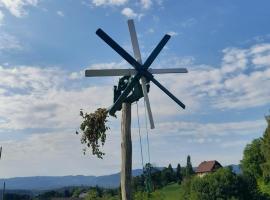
[76,108,110,159]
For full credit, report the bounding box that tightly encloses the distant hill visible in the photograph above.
[228,164,242,174]
[0,169,143,190]
[0,165,241,191]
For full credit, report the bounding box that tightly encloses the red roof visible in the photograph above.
[196,160,222,173]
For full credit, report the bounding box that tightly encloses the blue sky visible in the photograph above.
[0,0,270,178]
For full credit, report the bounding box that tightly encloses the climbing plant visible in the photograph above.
[76,108,110,159]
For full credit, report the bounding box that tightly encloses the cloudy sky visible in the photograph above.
[0,0,270,178]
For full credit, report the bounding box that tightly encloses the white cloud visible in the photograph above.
[0,32,21,50]
[168,31,178,36]
[0,0,38,17]
[0,9,4,24]
[56,10,64,17]
[220,140,250,148]
[181,18,197,28]
[221,47,248,73]
[91,0,127,7]
[250,43,270,68]
[121,7,137,18]
[0,129,122,177]
[140,0,152,9]
[0,66,113,130]
[250,43,270,54]
[154,43,270,111]
[154,120,266,138]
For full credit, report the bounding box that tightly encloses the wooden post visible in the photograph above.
[121,102,132,200]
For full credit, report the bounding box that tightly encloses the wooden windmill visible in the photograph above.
[85,19,188,200]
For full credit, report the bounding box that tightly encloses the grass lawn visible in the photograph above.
[153,183,181,200]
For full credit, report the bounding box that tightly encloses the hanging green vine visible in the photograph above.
[76,108,110,159]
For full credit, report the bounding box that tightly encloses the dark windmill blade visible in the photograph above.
[0,146,2,159]
[150,77,186,109]
[96,29,141,71]
[143,34,171,69]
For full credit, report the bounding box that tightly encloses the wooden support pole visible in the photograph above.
[121,102,132,200]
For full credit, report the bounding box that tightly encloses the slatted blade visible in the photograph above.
[85,68,188,77]
[150,68,188,74]
[143,34,171,69]
[128,19,155,129]
[85,69,135,77]
[96,29,141,71]
[150,77,186,109]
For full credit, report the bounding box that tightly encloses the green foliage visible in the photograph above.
[4,193,31,200]
[36,190,62,200]
[150,167,163,189]
[84,189,99,200]
[83,187,119,200]
[179,167,265,200]
[176,163,183,184]
[157,183,181,200]
[133,190,166,200]
[261,116,270,183]
[185,155,194,177]
[258,178,270,196]
[241,138,265,178]
[77,108,110,159]
[72,188,82,197]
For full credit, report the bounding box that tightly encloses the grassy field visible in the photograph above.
[152,183,181,200]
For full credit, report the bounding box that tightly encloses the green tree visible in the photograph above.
[84,189,100,200]
[176,163,183,184]
[185,155,194,177]
[261,115,270,183]
[241,138,265,178]
[161,164,175,185]
[72,188,82,197]
[180,168,264,200]
[168,164,175,181]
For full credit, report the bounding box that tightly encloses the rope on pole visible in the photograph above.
[136,102,144,170]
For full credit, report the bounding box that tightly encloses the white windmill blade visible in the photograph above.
[128,19,155,129]
[85,68,188,77]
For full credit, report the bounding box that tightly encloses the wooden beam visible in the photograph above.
[128,19,155,129]
[85,68,188,77]
[121,102,132,200]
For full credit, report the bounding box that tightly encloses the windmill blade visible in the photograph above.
[0,146,2,159]
[150,68,188,74]
[85,68,188,77]
[96,29,142,71]
[128,19,155,129]
[143,34,171,69]
[109,73,142,116]
[150,77,186,109]
[85,69,135,77]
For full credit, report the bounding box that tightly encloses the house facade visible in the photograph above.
[196,160,222,177]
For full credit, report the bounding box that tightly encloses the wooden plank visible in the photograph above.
[85,69,134,77]
[85,68,188,77]
[121,102,132,200]
[128,19,155,129]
